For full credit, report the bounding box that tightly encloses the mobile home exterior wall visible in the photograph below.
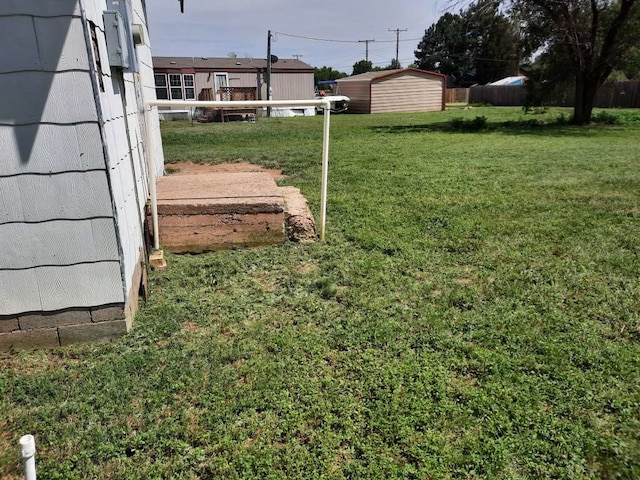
[0,0,163,349]
[153,57,315,104]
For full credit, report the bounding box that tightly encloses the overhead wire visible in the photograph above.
[274,31,422,44]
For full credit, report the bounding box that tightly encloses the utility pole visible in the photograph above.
[358,39,375,62]
[388,28,407,66]
[266,30,272,117]
[292,54,303,60]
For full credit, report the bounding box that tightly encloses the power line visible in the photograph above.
[274,31,359,43]
[274,31,422,44]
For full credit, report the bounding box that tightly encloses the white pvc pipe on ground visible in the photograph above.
[146,98,333,243]
[20,434,36,480]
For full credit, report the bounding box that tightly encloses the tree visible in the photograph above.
[314,66,347,84]
[415,1,520,86]
[521,42,575,110]
[414,11,473,85]
[511,0,639,124]
[352,60,374,75]
[621,46,640,79]
[387,58,402,69]
[465,0,521,84]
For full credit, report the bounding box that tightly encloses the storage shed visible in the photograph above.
[337,68,446,114]
[0,0,164,349]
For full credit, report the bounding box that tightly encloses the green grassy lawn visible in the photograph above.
[1,107,640,479]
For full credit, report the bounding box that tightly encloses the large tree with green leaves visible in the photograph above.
[465,0,521,84]
[512,0,639,124]
[351,60,385,76]
[415,1,520,86]
[352,60,374,75]
[314,66,347,84]
[414,11,474,85]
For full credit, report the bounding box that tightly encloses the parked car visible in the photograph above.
[315,80,350,113]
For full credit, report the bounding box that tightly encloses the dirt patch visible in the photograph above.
[166,162,286,180]
[281,186,317,243]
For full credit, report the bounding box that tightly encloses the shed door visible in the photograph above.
[214,73,229,101]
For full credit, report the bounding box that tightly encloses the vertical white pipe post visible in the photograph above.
[320,100,331,242]
[20,434,36,480]
[144,104,160,250]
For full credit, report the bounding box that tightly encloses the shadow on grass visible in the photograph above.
[369,119,619,137]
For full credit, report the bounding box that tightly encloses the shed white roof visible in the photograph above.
[489,76,527,86]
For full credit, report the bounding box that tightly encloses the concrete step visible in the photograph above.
[156,172,286,253]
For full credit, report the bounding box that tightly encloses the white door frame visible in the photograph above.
[214,73,229,100]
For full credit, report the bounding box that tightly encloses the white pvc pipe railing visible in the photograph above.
[20,434,37,480]
[145,98,333,245]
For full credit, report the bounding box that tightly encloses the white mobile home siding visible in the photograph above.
[192,71,313,101]
[86,0,162,298]
[269,72,315,100]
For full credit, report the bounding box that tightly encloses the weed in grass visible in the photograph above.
[592,110,621,125]
[450,115,489,131]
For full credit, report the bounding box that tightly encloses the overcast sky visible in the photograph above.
[146,0,449,73]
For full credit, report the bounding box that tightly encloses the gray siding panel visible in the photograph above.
[0,177,22,223]
[0,219,119,270]
[0,71,97,125]
[0,0,80,17]
[0,16,89,74]
[0,171,113,223]
[0,270,40,314]
[0,124,105,174]
[34,17,90,71]
[88,0,157,296]
[0,263,124,315]
[37,263,124,311]
[0,16,41,72]
[0,1,136,319]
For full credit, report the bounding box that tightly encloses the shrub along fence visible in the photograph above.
[464,80,640,108]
